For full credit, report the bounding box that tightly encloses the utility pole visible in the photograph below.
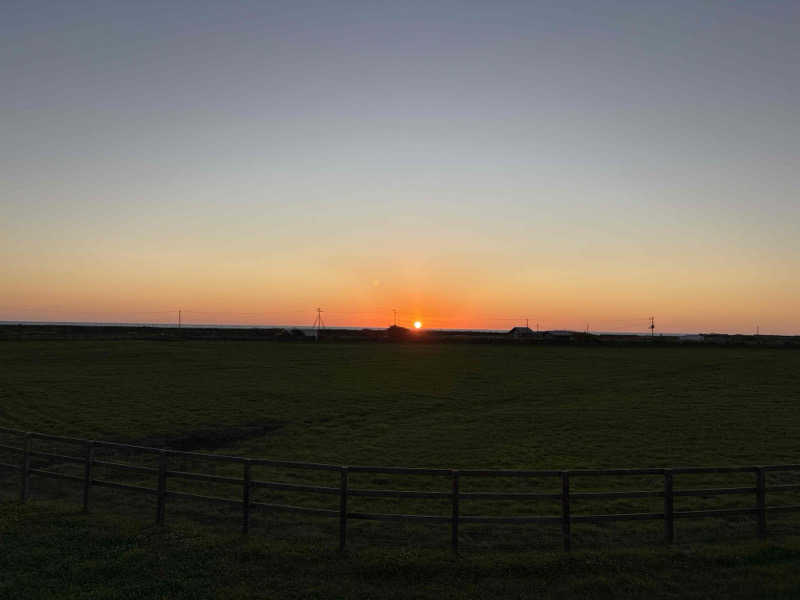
[393,309,398,327]
[525,317,529,329]
[313,308,325,341]
[649,316,655,337]
[178,309,181,329]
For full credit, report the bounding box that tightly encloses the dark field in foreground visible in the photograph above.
[5,501,800,600]
[2,340,799,467]
[2,341,800,598]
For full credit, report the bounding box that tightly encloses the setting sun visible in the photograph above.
[414,321,422,329]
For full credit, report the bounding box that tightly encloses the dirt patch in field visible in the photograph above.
[134,422,283,452]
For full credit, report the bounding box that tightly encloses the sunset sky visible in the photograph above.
[2,1,799,333]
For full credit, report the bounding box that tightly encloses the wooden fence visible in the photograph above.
[2,426,800,552]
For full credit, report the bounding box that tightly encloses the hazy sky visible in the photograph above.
[2,1,799,332]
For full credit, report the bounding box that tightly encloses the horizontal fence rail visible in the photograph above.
[1,426,799,552]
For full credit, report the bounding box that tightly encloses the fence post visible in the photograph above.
[561,471,571,552]
[451,470,460,554]
[756,467,766,539]
[339,467,348,552]
[663,469,674,544]
[242,460,251,534]
[82,441,94,512]
[156,451,167,525]
[20,433,32,503]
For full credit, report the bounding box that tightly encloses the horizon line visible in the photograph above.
[0,320,791,338]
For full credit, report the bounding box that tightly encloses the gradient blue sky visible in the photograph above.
[2,1,799,332]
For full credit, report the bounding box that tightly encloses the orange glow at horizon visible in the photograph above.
[2,237,799,335]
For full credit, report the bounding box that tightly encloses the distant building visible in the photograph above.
[509,326,535,337]
[545,330,574,337]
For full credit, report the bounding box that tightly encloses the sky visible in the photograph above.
[2,1,799,333]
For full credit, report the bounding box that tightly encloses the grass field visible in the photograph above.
[3,340,799,466]
[3,340,800,598]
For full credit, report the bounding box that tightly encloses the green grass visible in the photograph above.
[2,340,800,598]
[2,340,799,467]
[4,501,800,599]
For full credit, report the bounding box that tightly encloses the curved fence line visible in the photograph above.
[1,426,798,552]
